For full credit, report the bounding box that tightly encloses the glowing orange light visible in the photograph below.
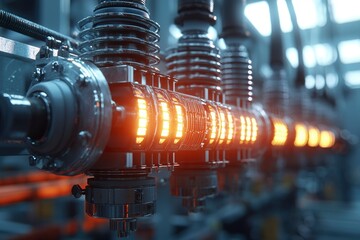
[239,115,257,144]
[319,130,335,148]
[136,98,148,144]
[308,127,320,147]
[174,104,184,144]
[159,101,170,144]
[226,111,234,144]
[245,117,252,142]
[271,119,288,146]
[251,117,258,143]
[240,116,246,144]
[294,124,308,147]
[219,110,227,144]
[209,107,218,144]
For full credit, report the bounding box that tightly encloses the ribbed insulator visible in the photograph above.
[263,70,290,117]
[166,32,221,88]
[289,88,312,121]
[78,0,160,71]
[221,45,253,108]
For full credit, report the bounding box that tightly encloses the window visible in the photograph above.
[338,39,360,64]
[330,0,360,24]
[292,0,327,29]
[345,71,360,88]
[245,1,271,36]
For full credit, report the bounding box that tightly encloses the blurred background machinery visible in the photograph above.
[0,0,359,239]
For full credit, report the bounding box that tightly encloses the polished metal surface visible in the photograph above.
[27,56,112,175]
[0,36,39,62]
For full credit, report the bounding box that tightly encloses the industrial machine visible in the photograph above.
[0,0,357,239]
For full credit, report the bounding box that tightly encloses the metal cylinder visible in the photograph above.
[166,0,221,100]
[221,45,253,108]
[220,0,248,39]
[0,93,47,141]
[178,0,214,13]
[78,0,160,71]
[263,70,290,117]
[166,34,221,88]
[220,0,252,107]
[176,0,216,26]
[85,175,156,237]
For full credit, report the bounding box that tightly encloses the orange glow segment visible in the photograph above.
[271,119,288,146]
[239,116,257,144]
[251,117,258,143]
[245,117,252,142]
[308,127,320,147]
[219,110,226,144]
[240,116,246,144]
[226,111,234,144]
[294,124,308,147]
[209,107,217,144]
[159,101,170,144]
[174,105,184,144]
[319,130,335,148]
[136,99,148,144]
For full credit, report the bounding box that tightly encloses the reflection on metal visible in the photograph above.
[0,36,39,62]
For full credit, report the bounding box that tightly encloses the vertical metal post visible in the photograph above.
[40,0,70,35]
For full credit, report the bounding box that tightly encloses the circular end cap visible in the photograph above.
[0,93,32,140]
[0,94,12,139]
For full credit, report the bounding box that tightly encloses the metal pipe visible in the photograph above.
[286,0,305,88]
[0,10,78,47]
[268,0,284,69]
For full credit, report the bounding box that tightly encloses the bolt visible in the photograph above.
[32,68,42,80]
[112,102,126,124]
[71,184,85,198]
[39,46,51,59]
[77,74,89,87]
[58,45,70,58]
[51,61,63,73]
[79,130,92,146]
[46,36,62,49]
[28,155,37,166]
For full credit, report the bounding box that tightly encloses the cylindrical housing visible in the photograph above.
[107,82,268,153]
[0,93,47,141]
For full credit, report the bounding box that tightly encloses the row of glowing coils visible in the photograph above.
[294,123,336,148]
[135,94,336,150]
[272,119,336,148]
[136,93,258,147]
[136,92,185,145]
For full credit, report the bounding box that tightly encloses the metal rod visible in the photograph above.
[286,0,305,88]
[0,10,78,47]
[268,0,284,69]
[0,36,39,62]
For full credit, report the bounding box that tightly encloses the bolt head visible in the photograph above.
[79,130,92,146]
[28,155,37,166]
[72,184,84,198]
[77,74,89,87]
[51,61,63,72]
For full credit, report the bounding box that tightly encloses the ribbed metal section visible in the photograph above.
[289,88,313,121]
[78,0,160,71]
[166,33,221,88]
[221,45,253,107]
[263,70,290,117]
